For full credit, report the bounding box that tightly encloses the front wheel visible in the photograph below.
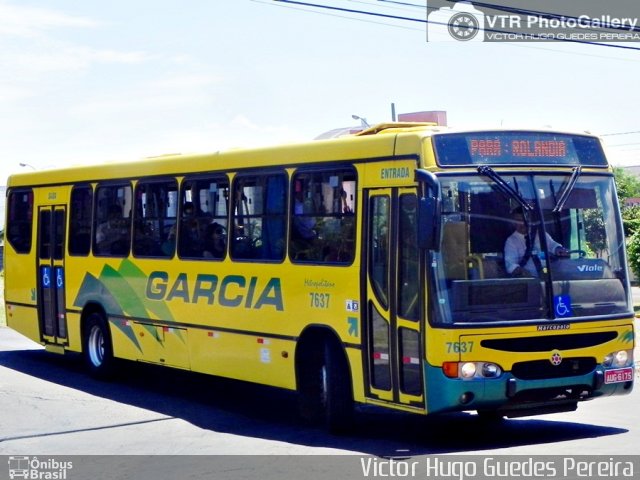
[477,409,505,423]
[83,312,115,379]
[298,339,354,433]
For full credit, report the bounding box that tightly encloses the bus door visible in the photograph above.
[364,187,424,408]
[37,205,68,345]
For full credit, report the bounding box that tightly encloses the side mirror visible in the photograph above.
[415,170,441,251]
[417,196,439,250]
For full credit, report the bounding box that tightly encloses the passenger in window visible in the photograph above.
[203,223,226,258]
[180,202,203,256]
[339,189,353,214]
[293,190,317,242]
[161,224,176,256]
[96,205,127,253]
[505,207,568,277]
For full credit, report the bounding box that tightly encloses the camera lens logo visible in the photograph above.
[427,1,485,42]
[448,12,480,41]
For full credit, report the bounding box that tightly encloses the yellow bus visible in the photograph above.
[4,123,635,430]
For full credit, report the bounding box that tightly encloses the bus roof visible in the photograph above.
[6,123,603,188]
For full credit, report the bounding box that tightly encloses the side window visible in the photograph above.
[93,184,132,256]
[133,179,178,258]
[69,185,93,256]
[6,189,34,254]
[179,176,229,259]
[232,172,287,261]
[289,168,356,264]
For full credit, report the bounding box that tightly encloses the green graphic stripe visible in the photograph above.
[118,259,175,322]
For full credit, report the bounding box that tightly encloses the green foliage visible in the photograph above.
[583,209,606,257]
[613,167,640,202]
[621,205,640,237]
[626,230,640,280]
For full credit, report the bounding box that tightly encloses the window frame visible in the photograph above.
[289,166,357,265]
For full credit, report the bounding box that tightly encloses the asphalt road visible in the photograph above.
[0,324,638,458]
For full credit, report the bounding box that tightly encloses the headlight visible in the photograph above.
[603,350,633,368]
[482,363,501,378]
[443,362,502,379]
[460,362,476,378]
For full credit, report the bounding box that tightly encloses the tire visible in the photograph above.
[298,338,354,433]
[83,312,115,379]
[477,409,505,423]
[323,341,354,433]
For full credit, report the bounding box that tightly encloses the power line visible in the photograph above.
[251,0,423,31]
[259,0,640,62]
[607,142,640,148]
[272,0,640,51]
[602,130,640,137]
[461,0,640,33]
[272,0,424,24]
[380,0,640,34]
[376,0,425,8]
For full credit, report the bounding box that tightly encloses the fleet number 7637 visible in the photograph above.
[446,341,474,353]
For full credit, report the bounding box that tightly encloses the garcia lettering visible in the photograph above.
[146,272,284,311]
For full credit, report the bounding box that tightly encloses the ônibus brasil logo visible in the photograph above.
[8,456,73,480]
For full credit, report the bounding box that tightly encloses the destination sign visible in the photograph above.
[433,131,608,167]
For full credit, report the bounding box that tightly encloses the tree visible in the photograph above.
[613,168,640,280]
[621,205,640,237]
[583,209,607,258]
[626,231,640,280]
[613,167,640,203]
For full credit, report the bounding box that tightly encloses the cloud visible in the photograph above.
[0,83,33,103]
[150,74,224,90]
[0,2,98,37]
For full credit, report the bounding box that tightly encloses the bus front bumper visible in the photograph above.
[424,364,634,417]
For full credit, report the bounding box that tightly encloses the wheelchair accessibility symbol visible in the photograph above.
[553,295,572,318]
[41,267,51,289]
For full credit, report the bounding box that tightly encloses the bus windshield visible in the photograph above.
[431,173,630,324]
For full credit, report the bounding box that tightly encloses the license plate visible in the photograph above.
[604,367,634,384]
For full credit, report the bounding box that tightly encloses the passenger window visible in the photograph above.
[232,173,287,261]
[93,184,132,256]
[179,176,229,259]
[69,185,93,256]
[133,179,178,258]
[6,189,34,254]
[289,168,356,264]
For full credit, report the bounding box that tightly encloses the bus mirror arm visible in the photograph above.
[415,170,441,251]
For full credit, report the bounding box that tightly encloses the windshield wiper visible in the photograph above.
[477,166,532,212]
[552,166,582,213]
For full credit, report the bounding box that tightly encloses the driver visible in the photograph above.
[504,207,569,277]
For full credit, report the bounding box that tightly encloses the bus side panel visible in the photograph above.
[346,346,366,403]
[64,311,82,352]
[189,330,296,390]
[6,304,40,344]
[5,217,40,345]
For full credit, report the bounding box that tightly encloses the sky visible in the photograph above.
[1,0,640,185]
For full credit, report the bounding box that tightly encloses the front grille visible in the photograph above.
[511,357,596,380]
[481,332,617,352]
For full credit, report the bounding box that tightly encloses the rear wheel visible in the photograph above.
[83,312,115,379]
